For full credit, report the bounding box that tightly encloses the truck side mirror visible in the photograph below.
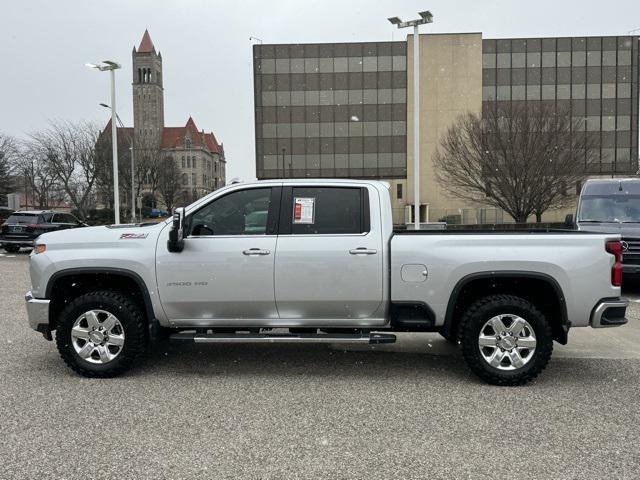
[167,207,185,252]
[564,213,575,229]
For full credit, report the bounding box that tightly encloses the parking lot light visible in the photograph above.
[87,61,122,224]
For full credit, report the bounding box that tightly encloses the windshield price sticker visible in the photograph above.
[293,197,315,224]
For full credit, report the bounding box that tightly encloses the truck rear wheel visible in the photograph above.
[459,295,553,386]
[55,290,147,378]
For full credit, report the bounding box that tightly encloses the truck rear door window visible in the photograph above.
[285,187,369,235]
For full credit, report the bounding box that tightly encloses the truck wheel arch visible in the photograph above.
[442,271,569,345]
[45,267,156,333]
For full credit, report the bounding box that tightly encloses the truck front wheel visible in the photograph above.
[459,295,553,386]
[55,290,147,378]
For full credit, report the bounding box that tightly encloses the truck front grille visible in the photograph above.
[622,238,640,265]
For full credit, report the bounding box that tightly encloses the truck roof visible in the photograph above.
[236,178,391,188]
[583,178,640,195]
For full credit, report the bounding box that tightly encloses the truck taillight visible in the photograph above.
[606,240,623,287]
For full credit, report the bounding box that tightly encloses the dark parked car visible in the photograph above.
[0,210,87,253]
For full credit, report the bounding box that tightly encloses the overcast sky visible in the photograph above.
[1,0,639,179]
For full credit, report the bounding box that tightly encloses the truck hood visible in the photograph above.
[577,222,640,238]
[37,222,167,250]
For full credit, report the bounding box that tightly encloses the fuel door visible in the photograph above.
[401,264,428,282]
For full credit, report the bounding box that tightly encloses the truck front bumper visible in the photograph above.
[590,298,629,328]
[25,291,52,339]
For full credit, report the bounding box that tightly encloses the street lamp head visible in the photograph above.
[86,61,121,71]
[99,103,110,109]
[418,10,434,22]
[102,60,121,69]
[387,16,402,25]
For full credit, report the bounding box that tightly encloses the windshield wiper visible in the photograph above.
[578,220,607,223]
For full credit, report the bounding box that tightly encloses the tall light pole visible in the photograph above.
[388,11,433,228]
[100,104,136,223]
[87,61,122,224]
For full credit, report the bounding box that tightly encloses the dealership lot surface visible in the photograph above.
[1,252,639,479]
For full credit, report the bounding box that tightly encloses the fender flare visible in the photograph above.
[441,270,569,343]
[45,267,156,326]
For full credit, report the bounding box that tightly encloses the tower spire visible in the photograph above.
[138,29,155,53]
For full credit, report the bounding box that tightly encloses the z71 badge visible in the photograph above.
[120,233,149,239]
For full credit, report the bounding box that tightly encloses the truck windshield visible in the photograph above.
[578,195,640,223]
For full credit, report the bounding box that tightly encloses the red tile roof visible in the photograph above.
[138,29,155,53]
[160,117,223,155]
[101,117,223,156]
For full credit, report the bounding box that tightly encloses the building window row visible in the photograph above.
[482,37,635,53]
[261,152,407,171]
[257,56,407,74]
[261,89,406,107]
[483,49,633,69]
[573,115,632,131]
[261,121,407,138]
[483,83,632,101]
[259,136,407,155]
[484,67,633,86]
[257,104,406,123]
[257,71,407,91]
[256,42,406,59]
[181,155,197,168]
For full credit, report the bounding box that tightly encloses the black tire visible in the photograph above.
[55,290,147,378]
[459,294,553,386]
[3,245,20,253]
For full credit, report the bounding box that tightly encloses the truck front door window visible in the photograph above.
[189,188,272,236]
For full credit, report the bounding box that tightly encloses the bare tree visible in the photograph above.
[94,127,133,215]
[433,101,597,223]
[157,156,182,212]
[18,139,60,209]
[132,134,163,210]
[28,121,101,219]
[0,133,19,205]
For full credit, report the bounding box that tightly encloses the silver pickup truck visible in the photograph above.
[25,179,628,385]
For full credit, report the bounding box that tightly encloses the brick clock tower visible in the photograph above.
[132,29,164,148]
[97,29,226,208]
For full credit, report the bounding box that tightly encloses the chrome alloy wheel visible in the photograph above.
[478,314,537,371]
[71,310,125,364]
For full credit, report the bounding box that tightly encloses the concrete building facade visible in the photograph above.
[253,34,639,224]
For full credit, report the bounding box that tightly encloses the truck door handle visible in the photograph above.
[243,248,270,256]
[349,248,377,255]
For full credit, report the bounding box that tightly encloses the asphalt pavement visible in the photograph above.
[1,251,639,479]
